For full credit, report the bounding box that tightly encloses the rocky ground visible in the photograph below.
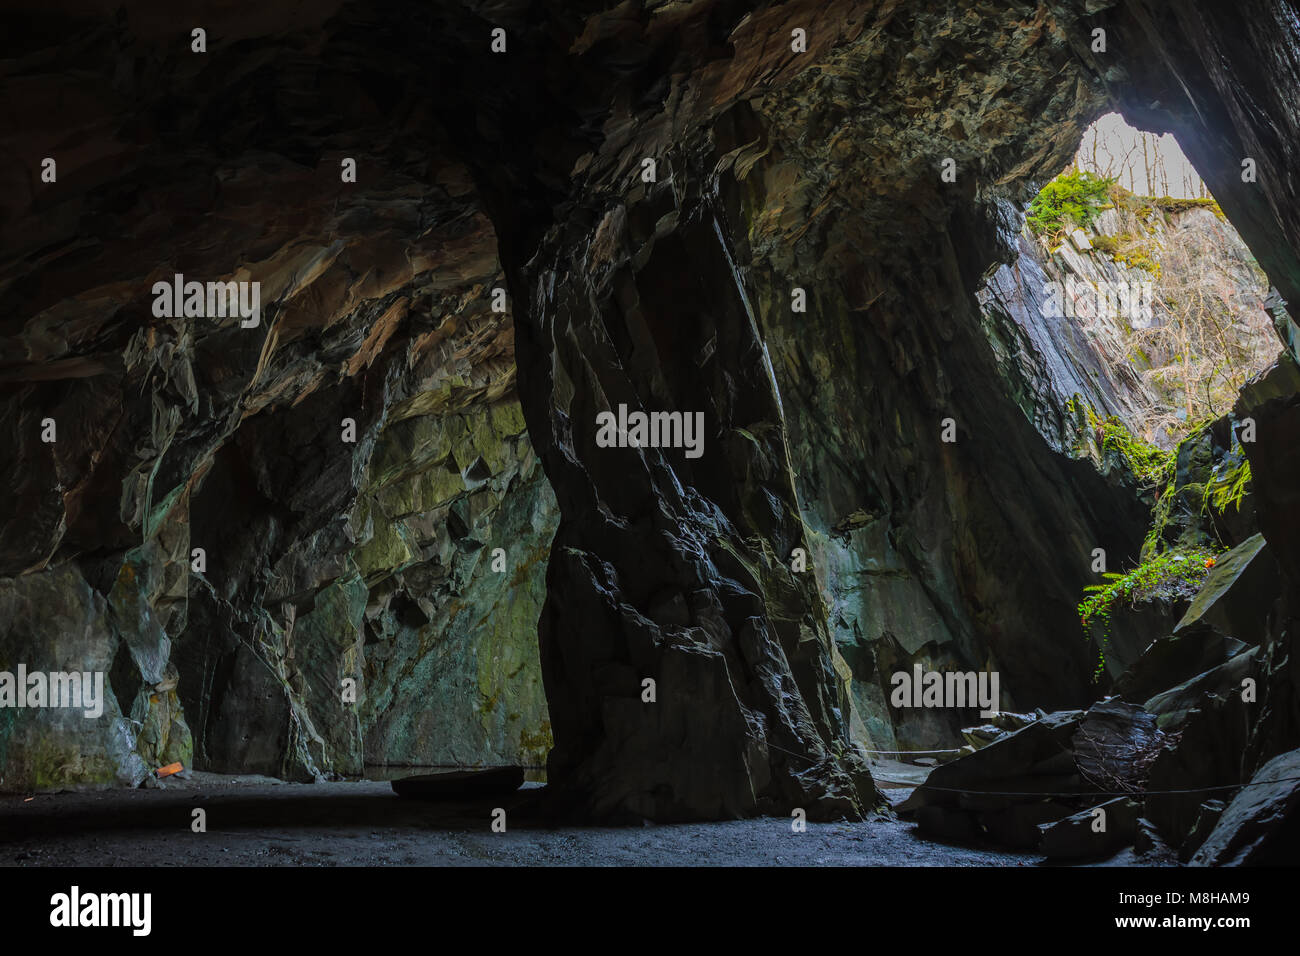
[3,0,1300,844]
[0,776,1095,867]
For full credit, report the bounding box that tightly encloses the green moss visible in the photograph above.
[1027,170,1116,239]
[1153,196,1226,220]
[1112,245,1162,278]
[1088,234,1124,255]
[1142,474,1178,558]
[517,721,553,762]
[1089,408,1175,486]
[1078,545,1222,681]
[24,734,118,788]
[1206,457,1252,514]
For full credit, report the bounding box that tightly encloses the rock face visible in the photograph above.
[981,199,1276,456]
[0,2,557,785]
[899,699,1170,853]
[1192,747,1300,866]
[1234,357,1300,773]
[898,709,1089,847]
[2,0,1300,830]
[0,565,152,789]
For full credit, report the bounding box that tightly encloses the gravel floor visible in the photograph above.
[0,776,1156,867]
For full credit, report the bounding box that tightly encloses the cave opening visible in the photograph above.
[1015,111,1280,449]
[969,110,1288,703]
[2,0,1300,873]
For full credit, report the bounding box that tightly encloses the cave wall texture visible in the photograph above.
[2,0,1299,822]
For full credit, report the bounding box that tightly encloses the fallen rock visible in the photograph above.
[1134,817,1175,860]
[948,718,1035,757]
[391,766,524,801]
[982,800,1077,850]
[1071,699,1162,792]
[1039,796,1142,859]
[1145,693,1251,846]
[1191,747,1300,865]
[1180,799,1226,862]
[900,702,1178,851]
[899,710,1095,846]
[1115,626,1248,706]
[1144,648,1258,728]
[960,724,1004,749]
[899,709,1086,817]
[1174,533,1280,647]
[991,712,1039,732]
[914,805,982,843]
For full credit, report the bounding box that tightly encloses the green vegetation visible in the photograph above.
[1027,170,1116,239]
[1096,415,1175,485]
[1206,456,1252,514]
[1152,196,1226,220]
[1064,402,1244,679]
[1088,233,1126,256]
[1067,398,1225,501]
[1142,472,1180,558]
[1078,546,1221,681]
[1065,397,1175,487]
[1084,227,1163,277]
[1073,418,1254,679]
[1111,244,1162,278]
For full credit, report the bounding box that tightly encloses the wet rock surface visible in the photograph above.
[0,1,558,786]
[1,0,1299,844]
[1192,747,1300,866]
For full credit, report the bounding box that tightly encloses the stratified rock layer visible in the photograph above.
[0,2,557,785]
[1,0,1299,828]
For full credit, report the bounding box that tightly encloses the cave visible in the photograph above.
[2,0,1300,888]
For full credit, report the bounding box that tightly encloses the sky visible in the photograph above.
[1073,112,1208,199]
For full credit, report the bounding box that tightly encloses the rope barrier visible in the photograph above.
[753,735,1298,800]
[872,774,1300,798]
[377,763,547,773]
[375,756,1300,801]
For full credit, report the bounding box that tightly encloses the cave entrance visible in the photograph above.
[1021,111,1280,451]
[977,110,1287,699]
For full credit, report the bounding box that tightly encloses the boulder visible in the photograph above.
[1071,699,1162,792]
[1173,533,1280,646]
[1039,796,1142,859]
[1145,693,1252,846]
[991,712,1039,732]
[1115,627,1247,707]
[391,766,525,801]
[1144,648,1258,728]
[1180,799,1226,862]
[914,805,982,843]
[1133,817,1175,860]
[1192,747,1300,865]
[900,710,1097,846]
[960,724,1004,749]
[983,801,1078,850]
[899,709,1086,816]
